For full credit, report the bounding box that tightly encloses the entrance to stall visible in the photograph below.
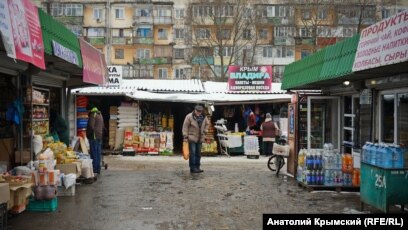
[211,102,288,156]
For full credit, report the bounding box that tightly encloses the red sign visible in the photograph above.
[0,0,45,69]
[79,38,107,85]
[227,66,272,91]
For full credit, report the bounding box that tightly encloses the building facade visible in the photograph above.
[34,0,407,81]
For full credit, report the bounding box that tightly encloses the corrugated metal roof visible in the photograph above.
[282,34,360,90]
[73,79,205,95]
[38,9,83,68]
[203,82,288,94]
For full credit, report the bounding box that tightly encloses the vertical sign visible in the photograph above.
[79,38,107,85]
[0,0,45,69]
[108,65,123,87]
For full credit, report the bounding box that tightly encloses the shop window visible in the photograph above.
[382,94,395,143]
[398,93,408,146]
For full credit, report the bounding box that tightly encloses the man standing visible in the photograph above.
[182,105,209,173]
[86,107,104,175]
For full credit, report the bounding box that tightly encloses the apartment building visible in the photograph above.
[34,0,406,81]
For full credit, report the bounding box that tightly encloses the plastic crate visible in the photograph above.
[0,203,7,230]
[26,198,58,212]
[57,185,75,196]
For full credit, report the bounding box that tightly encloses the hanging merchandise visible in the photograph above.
[201,114,217,155]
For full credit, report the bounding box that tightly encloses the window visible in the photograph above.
[175,68,185,79]
[243,8,251,19]
[115,49,124,59]
[259,29,268,39]
[115,8,124,19]
[175,29,184,39]
[243,29,251,40]
[273,66,285,82]
[50,3,63,16]
[382,94,395,143]
[87,28,105,37]
[214,47,233,56]
[278,6,288,17]
[196,28,211,39]
[263,46,272,58]
[299,27,312,37]
[158,68,168,79]
[66,25,82,36]
[138,9,151,17]
[218,5,234,17]
[197,47,212,57]
[175,9,185,19]
[193,6,213,17]
[262,6,274,17]
[381,9,391,19]
[65,4,83,16]
[217,29,231,40]
[302,9,311,20]
[317,26,331,37]
[93,8,103,19]
[158,9,168,17]
[274,27,295,37]
[275,46,294,58]
[137,49,151,59]
[174,49,184,59]
[343,27,355,37]
[136,28,152,37]
[301,50,311,59]
[318,8,328,20]
[158,28,168,40]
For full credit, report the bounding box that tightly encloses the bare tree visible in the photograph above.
[186,0,260,81]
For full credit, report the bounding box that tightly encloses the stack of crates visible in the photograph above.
[26,198,58,212]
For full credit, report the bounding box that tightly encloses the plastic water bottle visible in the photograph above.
[362,142,370,163]
[370,143,379,166]
[383,144,393,168]
[376,143,385,167]
[393,145,405,168]
[306,151,313,170]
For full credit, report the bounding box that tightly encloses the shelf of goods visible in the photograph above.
[360,143,408,213]
[76,96,89,138]
[202,115,218,155]
[113,102,140,151]
[296,144,360,191]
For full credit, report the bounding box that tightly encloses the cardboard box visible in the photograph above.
[8,183,33,210]
[0,138,14,168]
[0,183,10,203]
[56,162,81,178]
[15,150,31,164]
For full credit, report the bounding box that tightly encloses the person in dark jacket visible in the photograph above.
[50,109,69,146]
[261,113,280,156]
[182,105,209,173]
[86,107,104,174]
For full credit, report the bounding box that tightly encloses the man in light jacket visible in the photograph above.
[182,105,209,173]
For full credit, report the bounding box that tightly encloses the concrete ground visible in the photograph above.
[7,155,405,230]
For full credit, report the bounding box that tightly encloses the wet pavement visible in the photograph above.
[7,155,404,230]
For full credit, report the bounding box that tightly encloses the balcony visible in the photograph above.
[153,16,173,25]
[258,17,294,25]
[135,57,172,65]
[192,56,214,65]
[85,37,105,45]
[112,37,133,45]
[133,16,154,25]
[133,36,154,45]
[295,37,314,45]
[275,37,295,46]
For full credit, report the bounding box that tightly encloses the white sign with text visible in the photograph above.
[108,65,123,87]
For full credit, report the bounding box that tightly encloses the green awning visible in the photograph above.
[282,34,360,90]
[38,9,83,68]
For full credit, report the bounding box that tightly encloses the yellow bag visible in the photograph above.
[183,141,189,160]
